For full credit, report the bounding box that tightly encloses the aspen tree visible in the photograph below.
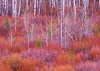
[99,0,100,8]
[12,0,17,31]
[18,0,21,16]
[34,0,37,16]
[0,0,1,15]
[50,0,53,43]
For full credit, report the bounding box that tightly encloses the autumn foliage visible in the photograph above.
[0,1,100,71]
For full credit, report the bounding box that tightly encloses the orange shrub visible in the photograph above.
[12,31,25,37]
[54,51,77,66]
[46,43,64,53]
[42,65,50,71]
[75,61,99,71]
[54,53,68,65]
[12,36,27,47]
[9,36,28,53]
[0,36,9,48]
[1,53,22,71]
[54,65,75,71]
[70,39,91,53]
[92,23,100,36]
[89,46,100,60]
[89,37,100,46]
[7,36,27,53]
[74,54,82,63]
[1,53,46,71]
[20,59,36,71]
[8,46,25,53]
[0,60,7,71]
[20,59,45,71]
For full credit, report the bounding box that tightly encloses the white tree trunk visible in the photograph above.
[10,32,13,46]
[6,0,8,15]
[15,0,17,31]
[18,0,21,16]
[62,0,65,17]
[60,0,65,46]
[73,0,76,18]
[2,0,4,16]
[68,0,71,7]
[50,0,53,43]
[4,0,8,15]
[79,0,80,6]
[26,0,29,11]
[0,1,1,14]
[46,20,48,46]
[60,19,63,46]
[4,0,6,15]
[34,0,37,16]
[12,0,14,16]
[99,0,100,8]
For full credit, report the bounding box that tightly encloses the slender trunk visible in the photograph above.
[26,0,30,46]
[69,0,71,7]
[27,14,30,46]
[12,0,14,17]
[46,21,48,46]
[34,0,36,16]
[60,0,64,46]
[50,14,53,43]
[10,32,13,46]
[15,0,17,31]
[62,0,65,17]
[30,24,34,42]
[0,1,1,14]
[64,23,67,47]
[4,0,6,15]
[15,15,17,31]
[60,20,63,46]
[99,0,100,9]
[73,0,76,19]
[6,0,8,15]
[26,0,29,11]
[4,0,8,15]
[18,0,21,16]
[79,0,80,6]
[8,22,13,46]
[50,0,53,43]
[12,0,17,31]
[81,0,88,38]
[2,0,4,16]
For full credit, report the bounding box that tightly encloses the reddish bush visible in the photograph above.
[1,53,45,71]
[6,36,27,53]
[0,61,7,71]
[12,36,27,48]
[46,43,64,54]
[92,23,100,36]
[55,65,75,71]
[54,53,68,65]
[70,39,91,53]
[12,31,25,37]
[54,51,76,66]
[89,37,100,46]
[74,54,82,63]
[42,65,55,71]
[75,61,100,71]
[20,59,45,71]
[89,46,100,60]
[8,47,25,53]
[22,48,58,63]
[0,36,9,48]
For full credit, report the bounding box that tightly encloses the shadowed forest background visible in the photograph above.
[0,0,100,71]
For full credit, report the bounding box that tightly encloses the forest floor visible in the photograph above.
[0,12,100,71]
